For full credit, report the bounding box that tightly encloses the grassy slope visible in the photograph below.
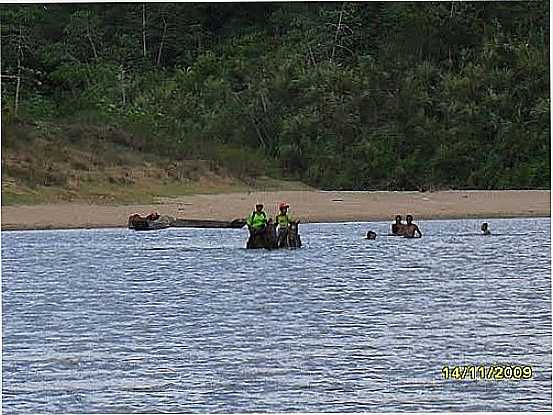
[1,121,312,206]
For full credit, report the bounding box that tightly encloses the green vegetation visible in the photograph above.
[1,1,550,202]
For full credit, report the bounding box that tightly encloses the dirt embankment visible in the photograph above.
[2,121,313,207]
[1,121,250,205]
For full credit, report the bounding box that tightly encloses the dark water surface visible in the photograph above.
[2,218,551,412]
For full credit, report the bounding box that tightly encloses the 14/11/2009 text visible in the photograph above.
[442,365,533,381]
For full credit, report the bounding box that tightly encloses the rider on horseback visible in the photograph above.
[246,203,273,249]
[275,202,293,248]
[247,203,268,233]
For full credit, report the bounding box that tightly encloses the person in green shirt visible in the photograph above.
[246,203,268,235]
[275,202,294,247]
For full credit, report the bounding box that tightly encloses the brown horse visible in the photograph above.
[279,221,302,248]
[246,222,278,249]
[246,220,303,250]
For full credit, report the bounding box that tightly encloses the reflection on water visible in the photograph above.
[2,218,551,412]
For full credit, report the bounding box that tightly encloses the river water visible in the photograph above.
[2,218,551,412]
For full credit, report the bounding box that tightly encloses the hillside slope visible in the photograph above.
[1,121,312,205]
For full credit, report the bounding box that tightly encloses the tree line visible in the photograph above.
[1,1,550,190]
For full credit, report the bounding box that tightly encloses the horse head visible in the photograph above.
[265,221,278,249]
[286,221,301,248]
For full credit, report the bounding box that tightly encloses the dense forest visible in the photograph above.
[1,1,550,191]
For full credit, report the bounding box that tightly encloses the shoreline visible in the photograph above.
[2,213,551,232]
[1,190,550,231]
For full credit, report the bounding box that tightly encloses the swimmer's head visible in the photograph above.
[395,215,402,223]
[406,215,413,224]
[366,231,377,240]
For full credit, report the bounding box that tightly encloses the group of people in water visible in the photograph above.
[365,214,422,239]
[367,216,492,239]
[390,214,422,238]
[246,202,427,246]
[247,202,493,246]
[246,202,298,248]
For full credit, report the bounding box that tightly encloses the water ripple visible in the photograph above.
[2,218,551,412]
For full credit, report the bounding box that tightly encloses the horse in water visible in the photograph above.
[278,221,302,248]
[246,222,278,249]
[246,221,302,249]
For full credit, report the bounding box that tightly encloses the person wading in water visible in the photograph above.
[481,222,491,235]
[391,215,405,235]
[403,215,422,238]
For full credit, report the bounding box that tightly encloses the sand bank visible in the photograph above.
[1,190,550,231]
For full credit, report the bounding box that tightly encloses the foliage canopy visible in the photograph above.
[1,1,550,190]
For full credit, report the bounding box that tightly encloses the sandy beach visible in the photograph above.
[1,190,550,231]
